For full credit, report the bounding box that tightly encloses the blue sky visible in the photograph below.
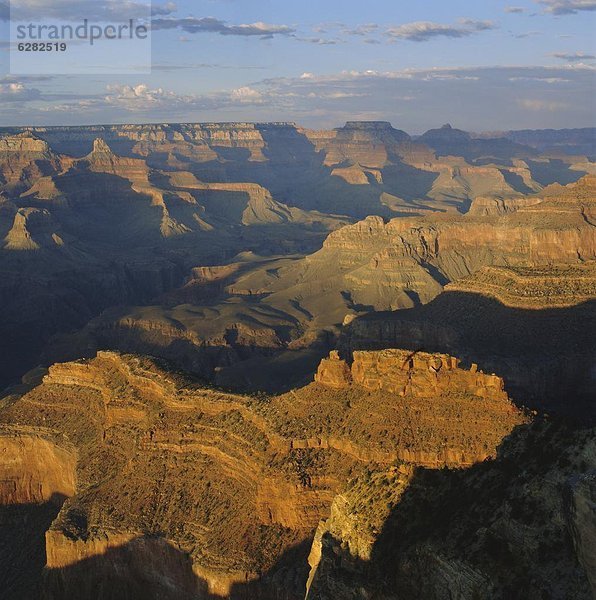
[0,0,595,131]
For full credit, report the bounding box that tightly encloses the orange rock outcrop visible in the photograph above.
[0,350,525,597]
[316,349,507,400]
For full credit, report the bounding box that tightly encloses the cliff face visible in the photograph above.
[0,350,525,598]
[0,430,76,505]
[0,133,67,191]
[466,195,542,217]
[341,260,595,414]
[305,121,412,169]
[64,176,595,395]
[316,349,507,401]
[306,422,596,600]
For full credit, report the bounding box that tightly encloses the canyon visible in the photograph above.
[46,175,596,406]
[1,122,593,393]
[0,121,594,599]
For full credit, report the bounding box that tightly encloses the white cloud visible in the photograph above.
[230,86,263,103]
[510,76,570,82]
[306,91,370,100]
[0,81,41,101]
[422,73,480,81]
[536,0,596,14]
[104,83,190,110]
[295,37,339,45]
[341,23,379,36]
[152,16,295,37]
[311,22,346,34]
[551,51,596,60]
[151,2,176,17]
[100,82,269,112]
[385,19,496,42]
[512,31,542,38]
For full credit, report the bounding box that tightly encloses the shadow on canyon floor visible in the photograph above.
[35,535,311,600]
[307,419,594,599]
[342,292,596,418]
[0,494,66,600]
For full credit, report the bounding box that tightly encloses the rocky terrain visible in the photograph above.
[306,419,595,600]
[0,350,525,599]
[0,122,594,599]
[52,175,596,402]
[1,124,593,392]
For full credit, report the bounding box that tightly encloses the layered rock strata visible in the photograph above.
[0,350,525,598]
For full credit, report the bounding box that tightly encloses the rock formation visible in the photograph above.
[0,121,594,599]
[316,349,507,401]
[0,349,525,597]
[0,133,67,192]
[3,207,64,251]
[466,195,542,216]
[306,421,596,599]
[60,176,595,395]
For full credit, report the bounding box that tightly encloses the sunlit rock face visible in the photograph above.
[0,349,525,598]
[316,349,508,402]
[0,429,77,598]
[0,432,76,505]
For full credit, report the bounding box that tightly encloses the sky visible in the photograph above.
[0,0,595,132]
